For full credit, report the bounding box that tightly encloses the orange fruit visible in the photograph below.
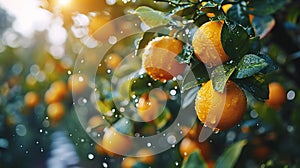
[105,53,122,70]
[102,127,132,155]
[192,21,230,67]
[136,148,155,164]
[122,157,138,168]
[68,74,88,94]
[142,36,186,82]
[51,80,68,97]
[24,91,39,107]
[265,82,286,109]
[47,102,65,122]
[44,81,67,104]
[195,80,247,130]
[137,90,167,122]
[179,137,211,161]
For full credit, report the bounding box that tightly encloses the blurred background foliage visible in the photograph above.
[0,0,300,167]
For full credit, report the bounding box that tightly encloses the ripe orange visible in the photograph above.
[192,21,230,67]
[195,80,247,130]
[44,80,67,104]
[136,148,155,164]
[68,73,88,94]
[24,91,39,107]
[47,102,65,122]
[142,36,186,82]
[265,82,286,109]
[102,127,132,155]
[179,137,211,161]
[137,90,168,122]
[105,53,122,70]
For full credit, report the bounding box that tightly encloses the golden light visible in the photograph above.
[57,0,71,6]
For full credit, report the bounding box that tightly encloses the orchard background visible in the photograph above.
[0,0,300,167]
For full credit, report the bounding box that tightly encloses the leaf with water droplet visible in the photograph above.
[236,74,269,101]
[221,21,250,60]
[234,54,268,79]
[211,63,236,93]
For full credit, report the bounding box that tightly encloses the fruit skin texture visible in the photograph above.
[102,127,132,155]
[142,36,186,82]
[192,21,230,67]
[179,137,211,161]
[195,80,247,130]
[266,82,286,109]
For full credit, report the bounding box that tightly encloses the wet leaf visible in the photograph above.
[235,54,268,79]
[221,21,250,60]
[227,4,251,27]
[211,63,236,93]
[130,73,162,97]
[236,74,269,101]
[134,6,170,28]
[182,150,207,168]
[215,140,247,168]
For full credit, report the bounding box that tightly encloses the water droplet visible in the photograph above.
[81,138,85,142]
[170,89,177,96]
[88,153,94,160]
[40,148,44,152]
[102,162,108,168]
[108,36,117,44]
[287,90,295,100]
[175,161,179,166]
[147,142,152,147]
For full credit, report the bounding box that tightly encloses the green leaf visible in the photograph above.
[227,4,251,27]
[211,63,236,93]
[134,6,170,28]
[247,0,287,16]
[236,74,269,101]
[258,54,278,74]
[181,61,209,92]
[113,117,134,135]
[130,73,162,97]
[252,15,275,39]
[248,36,261,54]
[235,54,268,79]
[215,140,247,168]
[213,0,224,5]
[221,21,250,60]
[182,151,207,168]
